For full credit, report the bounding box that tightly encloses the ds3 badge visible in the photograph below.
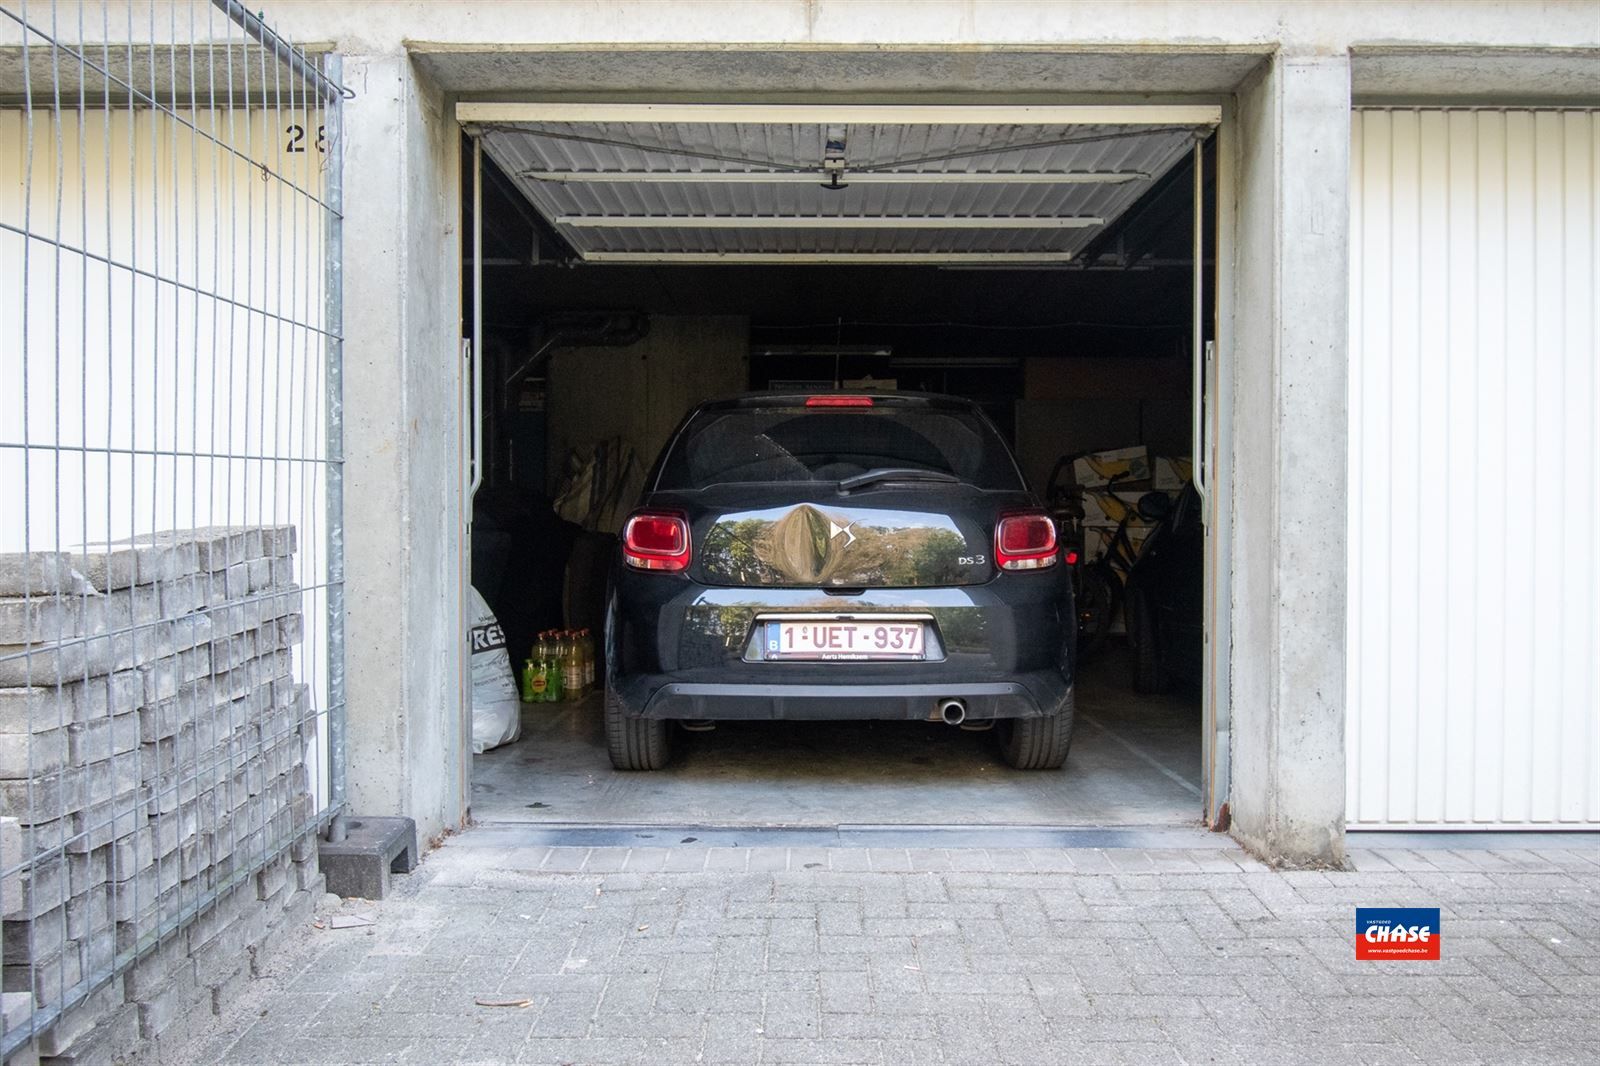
[1355,907,1441,960]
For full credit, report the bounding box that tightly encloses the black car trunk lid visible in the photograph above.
[687,485,1002,589]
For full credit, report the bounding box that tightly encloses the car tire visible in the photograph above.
[998,690,1075,770]
[1127,587,1167,694]
[604,687,672,770]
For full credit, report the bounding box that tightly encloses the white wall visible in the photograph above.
[0,102,335,808]
[1349,109,1600,828]
[1,106,328,553]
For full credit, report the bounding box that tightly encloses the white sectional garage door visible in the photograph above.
[1348,108,1600,828]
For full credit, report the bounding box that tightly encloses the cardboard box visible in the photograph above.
[1084,524,1152,564]
[1072,446,1149,488]
[1153,456,1193,491]
[1079,490,1147,527]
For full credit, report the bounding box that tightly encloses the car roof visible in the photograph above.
[692,391,982,414]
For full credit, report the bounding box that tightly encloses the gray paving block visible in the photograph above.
[39,999,139,1063]
[245,559,273,594]
[89,585,166,634]
[5,946,83,1016]
[0,627,163,687]
[64,884,111,942]
[220,564,250,602]
[0,726,68,778]
[0,595,107,646]
[156,574,208,619]
[65,791,144,854]
[262,526,296,558]
[0,688,69,735]
[0,751,140,825]
[185,529,253,573]
[3,853,67,922]
[269,555,297,585]
[66,847,109,897]
[64,550,139,595]
[66,711,141,763]
[58,672,143,725]
[5,902,67,962]
[80,537,203,588]
[207,633,257,674]
[0,553,85,598]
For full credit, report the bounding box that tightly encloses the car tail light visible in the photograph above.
[622,512,691,572]
[995,513,1059,571]
[805,395,874,407]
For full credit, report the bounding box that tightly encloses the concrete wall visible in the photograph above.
[259,2,1600,56]
[339,53,465,843]
[546,316,749,531]
[1226,55,1351,867]
[1015,356,1192,495]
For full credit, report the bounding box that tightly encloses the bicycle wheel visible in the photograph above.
[1076,563,1119,660]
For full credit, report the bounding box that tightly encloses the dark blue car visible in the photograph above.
[604,392,1076,771]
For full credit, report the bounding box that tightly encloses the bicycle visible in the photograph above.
[1046,454,1170,661]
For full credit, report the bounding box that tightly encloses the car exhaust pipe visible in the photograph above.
[937,698,967,726]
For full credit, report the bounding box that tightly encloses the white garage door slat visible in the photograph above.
[1349,108,1600,829]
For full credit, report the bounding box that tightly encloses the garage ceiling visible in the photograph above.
[460,104,1219,264]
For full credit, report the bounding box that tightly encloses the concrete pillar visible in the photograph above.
[338,53,466,842]
[1227,52,1351,866]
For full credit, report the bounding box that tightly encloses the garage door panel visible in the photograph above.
[1350,111,1391,825]
[573,224,1093,256]
[475,118,1207,262]
[1350,107,1600,828]
[1414,109,1452,826]
[1442,110,1483,825]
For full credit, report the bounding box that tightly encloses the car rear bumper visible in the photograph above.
[611,671,1073,722]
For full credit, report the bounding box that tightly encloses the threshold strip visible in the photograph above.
[457,823,1225,851]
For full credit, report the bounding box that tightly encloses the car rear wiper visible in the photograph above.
[837,468,963,492]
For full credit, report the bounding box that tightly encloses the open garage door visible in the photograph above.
[456,102,1222,829]
[460,103,1217,265]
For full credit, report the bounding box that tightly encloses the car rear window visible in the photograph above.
[654,404,1024,491]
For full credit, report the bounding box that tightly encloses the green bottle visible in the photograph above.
[544,634,564,702]
[518,658,537,703]
[531,633,552,702]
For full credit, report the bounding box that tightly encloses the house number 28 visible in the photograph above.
[284,124,327,154]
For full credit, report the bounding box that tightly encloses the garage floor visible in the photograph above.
[471,648,1202,827]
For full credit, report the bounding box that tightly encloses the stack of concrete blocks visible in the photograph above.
[0,528,326,1063]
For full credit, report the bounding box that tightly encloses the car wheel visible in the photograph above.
[998,690,1075,770]
[604,687,672,770]
[1127,587,1167,694]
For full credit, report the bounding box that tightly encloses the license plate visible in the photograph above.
[763,619,926,661]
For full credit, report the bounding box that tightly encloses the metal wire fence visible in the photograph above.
[0,0,343,1052]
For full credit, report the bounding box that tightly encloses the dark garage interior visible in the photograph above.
[461,118,1215,828]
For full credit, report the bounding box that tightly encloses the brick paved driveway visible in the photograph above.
[176,835,1600,1065]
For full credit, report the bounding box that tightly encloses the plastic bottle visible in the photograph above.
[518,657,537,703]
[529,634,551,702]
[579,628,596,689]
[544,631,565,702]
[561,630,584,700]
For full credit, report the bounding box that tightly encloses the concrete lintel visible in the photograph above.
[1226,51,1351,868]
[1351,45,1600,105]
